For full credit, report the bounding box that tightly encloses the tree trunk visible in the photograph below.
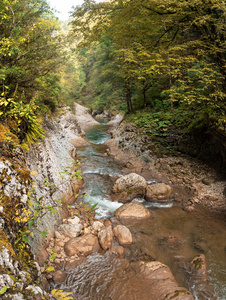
[125,81,134,113]
[143,87,147,111]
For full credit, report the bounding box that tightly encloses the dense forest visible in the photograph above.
[0,0,226,167]
[69,0,226,131]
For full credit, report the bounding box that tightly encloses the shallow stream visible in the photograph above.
[60,121,226,300]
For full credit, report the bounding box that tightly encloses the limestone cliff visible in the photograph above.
[0,106,84,299]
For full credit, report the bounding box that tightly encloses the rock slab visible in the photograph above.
[139,261,194,299]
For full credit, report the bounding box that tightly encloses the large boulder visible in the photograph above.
[74,102,100,129]
[98,226,114,250]
[56,224,82,239]
[138,261,194,299]
[115,201,151,219]
[113,225,132,246]
[64,234,100,257]
[145,183,172,201]
[111,173,147,203]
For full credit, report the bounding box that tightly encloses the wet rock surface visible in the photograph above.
[145,183,173,201]
[114,201,151,219]
[138,261,194,300]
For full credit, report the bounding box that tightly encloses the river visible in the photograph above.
[59,120,226,300]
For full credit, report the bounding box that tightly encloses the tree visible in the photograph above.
[70,0,226,129]
[0,0,65,108]
[0,0,66,143]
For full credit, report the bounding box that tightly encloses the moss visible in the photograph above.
[191,257,204,270]
[169,290,188,299]
[0,124,19,144]
[0,229,15,257]
[16,168,31,182]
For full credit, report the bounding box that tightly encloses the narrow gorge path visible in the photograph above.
[56,119,225,300]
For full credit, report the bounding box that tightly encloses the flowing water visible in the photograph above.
[59,121,226,300]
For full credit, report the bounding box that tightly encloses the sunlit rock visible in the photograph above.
[92,221,105,232]
[113,225,132,246]
[98,226,114,250]
[64,234,100,257]
[115,201,151,219]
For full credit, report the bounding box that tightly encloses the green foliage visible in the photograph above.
[0,286,7,295]
[70,0,226,132]
[128,109,172,137]
[0,0,66,138]
[0,95,45,144]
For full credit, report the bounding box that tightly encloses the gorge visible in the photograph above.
[0,103,225,299]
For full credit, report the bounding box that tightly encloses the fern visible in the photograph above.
[51,289,73,300]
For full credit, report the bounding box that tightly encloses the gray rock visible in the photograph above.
[107,113,124,126]
[92,221,105,232]
[25,285,44,295]
[0,274,14,289]
[11,293,24,300]
[57,224,82,239]
[67,216,80,225]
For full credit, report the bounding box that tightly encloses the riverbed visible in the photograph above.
[59,121,226,300]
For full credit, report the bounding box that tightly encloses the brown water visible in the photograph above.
[58,122,226,300]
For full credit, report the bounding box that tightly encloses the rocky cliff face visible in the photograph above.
[25,108,85,253]
[0,107,84,299]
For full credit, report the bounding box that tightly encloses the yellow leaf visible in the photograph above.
[51,289,73,300]
[30,171,38,175]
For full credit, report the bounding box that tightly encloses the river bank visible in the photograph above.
[105,121,226,213]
